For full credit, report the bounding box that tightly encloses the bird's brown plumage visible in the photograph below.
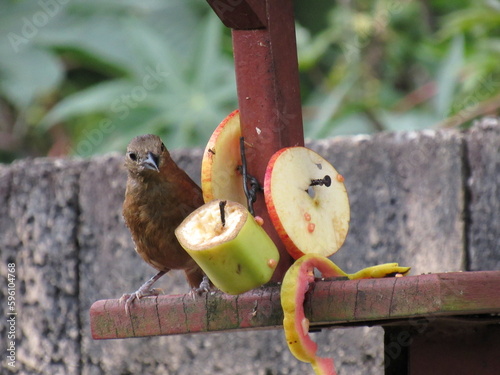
[122,134,205,290]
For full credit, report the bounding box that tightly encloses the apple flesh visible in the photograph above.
[201,110,247,205]
[264,147,350,259]
[175,199,279,295]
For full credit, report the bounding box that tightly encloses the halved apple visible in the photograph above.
[201,110,247,205]
[264,147,350,259]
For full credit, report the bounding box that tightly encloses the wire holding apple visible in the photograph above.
[239,136,261,216]
[183,110,411,375]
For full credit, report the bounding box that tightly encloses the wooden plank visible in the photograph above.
[90,271,500,340]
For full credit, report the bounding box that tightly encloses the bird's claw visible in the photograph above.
[120,287,163,314]
[197,275,211,293]
[120,293,137,315]
[189,276,211,299]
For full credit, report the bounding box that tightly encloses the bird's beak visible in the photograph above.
[141,152,160,172]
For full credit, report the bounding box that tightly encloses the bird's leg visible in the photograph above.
[121,270,167,314]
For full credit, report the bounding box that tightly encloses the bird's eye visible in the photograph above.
[160,143,165,152]
[128,152,137,161]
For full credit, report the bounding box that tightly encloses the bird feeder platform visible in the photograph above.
[90,1,500,373]
[90,271,500,374]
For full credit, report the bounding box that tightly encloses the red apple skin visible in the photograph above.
[264,148,305,259]
[264,147,350,260]
[201,109,245,204]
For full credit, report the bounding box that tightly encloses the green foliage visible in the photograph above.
[0,0,236,159]
[295,0,500,138]
[1,0,500,162]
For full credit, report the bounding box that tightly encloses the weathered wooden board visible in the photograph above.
[90,271,500,340]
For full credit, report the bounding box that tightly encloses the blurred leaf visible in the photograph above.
[305,74,357,139]
[439,7,500,38]
[39,15,154,78]
[0,2,64,109]
[434,35,464,116]
[40,11,236,153]
[381,110,441,132]
[71,107,164,157]
[0,43,63,109]
[40,80,133,128]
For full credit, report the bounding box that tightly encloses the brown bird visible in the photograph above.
[121,134,208,312]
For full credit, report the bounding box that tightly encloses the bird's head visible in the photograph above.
[125,134,167,177]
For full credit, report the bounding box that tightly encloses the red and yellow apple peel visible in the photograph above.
[281,254,410,375]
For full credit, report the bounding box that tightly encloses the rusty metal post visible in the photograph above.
[207,0,304,280]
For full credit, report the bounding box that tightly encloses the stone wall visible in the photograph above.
[0,119,498,374]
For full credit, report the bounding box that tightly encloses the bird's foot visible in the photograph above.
[189,275,211,299]
[120,286,163,315]
[120,270,167,314]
